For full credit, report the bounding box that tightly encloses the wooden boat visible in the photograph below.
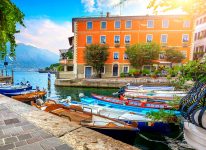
[91,93,174,110]
[11,91,47,102]
[32,101,139,135]
[59,100,179,134]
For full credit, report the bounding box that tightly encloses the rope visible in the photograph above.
[138,133,168,146]
[139,131,184,147]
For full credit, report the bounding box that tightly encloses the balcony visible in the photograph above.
[59,59,73,65]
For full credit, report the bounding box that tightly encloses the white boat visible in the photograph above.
[125,89,186,94]
[127,85,175,91]
[124,91,186,99]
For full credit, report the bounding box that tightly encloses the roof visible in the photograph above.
[72,14,191,21]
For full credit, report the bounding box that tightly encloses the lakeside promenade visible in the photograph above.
[0,95,138,150]
[55,77,172,88]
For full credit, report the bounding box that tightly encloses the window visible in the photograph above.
[162,20,169,28]
[115,21,121,29]
[123,66,129,73]
[182,34,189,42]
[146,34,153,42]
[114,35,120,44]
[114,52,119,59]
[124,35,131,44]
[195,33,197,41]
[86,36,92,44]
[87,21,92,29]
[100,35,106,44]
[124,53,128,59]
[181,51,187,58]
[101,21,107,29]
[183,20,190,28]
[126,20,132,28]
[147,20,154,28]
[161,34,168,43]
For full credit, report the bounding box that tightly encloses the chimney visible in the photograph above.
[106,12,110,17]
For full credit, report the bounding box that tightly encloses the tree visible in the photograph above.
[0,0,24,59]
[165,48,185,63]
[181,60,206,82]
[126,42,161,69]
[147,0,205,15]
[85,44,109,78]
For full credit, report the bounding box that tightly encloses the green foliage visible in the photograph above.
[147,0,205,15]
[120,72,125,77]
[85,44,109,78]
[57,65,63,71]
[46,63,60,70]
[66,51,73,59]
[129,69,140,76]
[181,61,206,82]
[126,42,161,69]
[141,69,150,75]
[165,65,181,77]
[146,109,179,123]
[0,0,24,59]
[165,48,185,63]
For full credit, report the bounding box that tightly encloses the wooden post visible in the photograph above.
[11,69,14,84]
[48,72,51,97]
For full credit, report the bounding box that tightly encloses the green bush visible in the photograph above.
[120,72,125,77]
[129,69,140,76]
[141,69,150,75]
[57,65,64,71]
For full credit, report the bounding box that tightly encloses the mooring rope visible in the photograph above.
[138,133,168,145]
[138,131,184,146]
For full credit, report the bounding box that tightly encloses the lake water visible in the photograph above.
[12,71,182,150]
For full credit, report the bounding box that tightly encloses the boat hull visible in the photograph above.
[0,86,32,96]
[11,91,47,102]
[91,93,172,110]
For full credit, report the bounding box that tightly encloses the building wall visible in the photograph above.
[73,15,193,78]
[193,14,206,60]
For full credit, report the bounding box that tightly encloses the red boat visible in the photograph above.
[91,93,173,110]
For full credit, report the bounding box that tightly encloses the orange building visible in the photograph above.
[72,14,193,78]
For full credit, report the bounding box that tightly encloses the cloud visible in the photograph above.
[81,0,185,15]
[15,19,73,54]
[81,0,95,12]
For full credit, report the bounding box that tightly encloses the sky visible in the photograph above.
[12,0,185,54]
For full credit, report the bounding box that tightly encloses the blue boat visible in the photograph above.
[80,95,180,115]
[58,99,179,134]
[0,85,33,96]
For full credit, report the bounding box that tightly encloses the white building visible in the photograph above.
[193,14,206,60]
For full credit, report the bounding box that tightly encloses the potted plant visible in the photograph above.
[150,72,157,79]
[141,69,150,76]
[129,69,140,78]
[133,70,141,78]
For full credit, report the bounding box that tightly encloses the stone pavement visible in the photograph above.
[0,105,72,150]
[0,95,138,150]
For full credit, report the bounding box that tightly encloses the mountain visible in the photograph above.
[6,43,59,70]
